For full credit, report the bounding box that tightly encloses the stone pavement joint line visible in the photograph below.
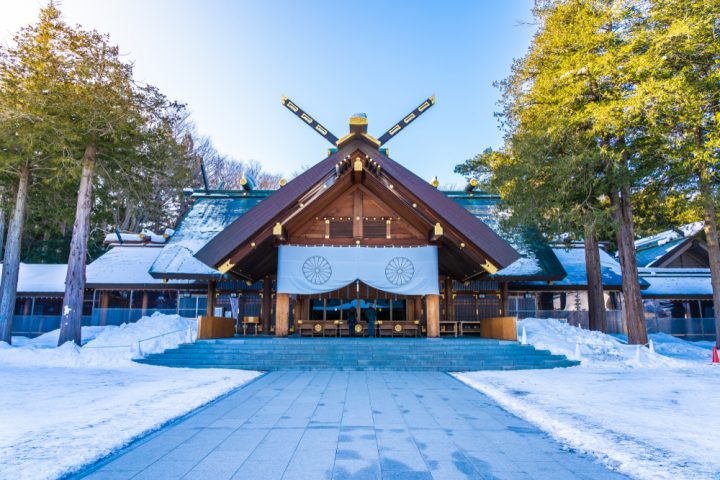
[76,371,627,480]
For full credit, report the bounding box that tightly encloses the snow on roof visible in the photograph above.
[87,246,198,287]
[103,228,173,245]
[150,194,269,278]
[634,222,705,267]
[0,263,67,294]
[638,268,713,297]
[635,222,703,249]
[549,246,624,287]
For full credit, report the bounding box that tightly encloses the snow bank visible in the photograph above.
[456,318,720,480]
[517,317,710,367]
[0,313,196,368]
[0,313,260,480]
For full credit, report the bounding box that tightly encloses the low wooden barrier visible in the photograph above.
[480,316,518,341]
[197,315,236,339]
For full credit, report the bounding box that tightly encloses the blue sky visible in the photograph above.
[1,0,536,186]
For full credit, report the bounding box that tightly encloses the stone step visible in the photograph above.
[135,338,579,371]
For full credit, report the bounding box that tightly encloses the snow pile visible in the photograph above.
[0,313,197,368]
[649,332,714,363]
[0,313,259,480]
[456,318,720,480]
[517,317,701,367]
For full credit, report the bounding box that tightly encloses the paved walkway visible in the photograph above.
[79,371,626,480]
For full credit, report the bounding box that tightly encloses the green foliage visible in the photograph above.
[457,0,716,244]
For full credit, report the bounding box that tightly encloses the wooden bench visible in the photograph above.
[378,321,420,337]
[440,321,458,337]
[460,321,482,336]
[297,320,342,337]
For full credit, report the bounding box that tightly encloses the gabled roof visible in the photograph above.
[635,222,705,267]
[195,140,520,271]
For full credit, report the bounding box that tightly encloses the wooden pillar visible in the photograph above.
[205,281,217,318]
[500,282,509,316]
[261,275,272,334]
[99,291,110,326]
[23,298,32,316]
[275,293,289,337]
[426,294,440,338]
[444,276,454,322]
[141,291,149,317]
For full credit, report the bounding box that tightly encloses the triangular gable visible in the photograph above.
[195,139,519,276]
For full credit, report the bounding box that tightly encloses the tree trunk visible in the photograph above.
[0,205,6,262]
[584,223,606,332]
[0,165,31,344]
[699,178,720,348]
[58,144,96,346]
[612,181,648,345]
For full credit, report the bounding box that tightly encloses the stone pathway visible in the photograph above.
[77,371,627,480]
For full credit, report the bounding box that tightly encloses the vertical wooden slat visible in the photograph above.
[275,293,289,336]
[262,275,272,334]
[353,190,363,238]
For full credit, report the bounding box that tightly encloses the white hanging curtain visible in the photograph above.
[276,245,439,295]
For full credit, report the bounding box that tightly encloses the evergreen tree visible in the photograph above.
[0,4,70,343]
[460,0,655,343]
[639,0,720,347]
[56,25,187,345]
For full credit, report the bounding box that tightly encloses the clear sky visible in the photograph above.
[1,0,536,186]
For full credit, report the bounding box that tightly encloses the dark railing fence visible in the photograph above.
[12,303,718,342]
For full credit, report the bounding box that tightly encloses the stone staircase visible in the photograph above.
[135,337,579,371]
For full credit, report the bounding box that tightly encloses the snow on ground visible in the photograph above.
[0,314,260,480]
[455,318,720,480]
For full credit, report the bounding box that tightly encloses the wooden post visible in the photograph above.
[99,290,110,326]
[206,281,217,318]
[426,294,440,338]
[275,293,289,337]
[261,275,272,334]
[141,291,149,317]
[444,276,454,322]
[23,298,32,316]
[500,282,509,316]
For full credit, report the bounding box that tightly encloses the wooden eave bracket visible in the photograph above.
[273,222,287,241]
[429,222,443,242]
